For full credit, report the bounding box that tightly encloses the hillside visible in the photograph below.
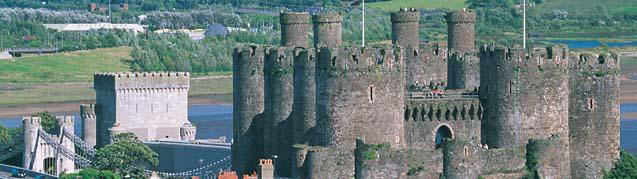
[367,0,466,11]
[531,0,637,17]
[0,47,131,83]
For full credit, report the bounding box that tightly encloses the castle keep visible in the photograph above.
[232,8,620,179]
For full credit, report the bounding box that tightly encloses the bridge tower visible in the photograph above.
[81,104,96,147]
[23,116,77,176]
[23,116,40,169]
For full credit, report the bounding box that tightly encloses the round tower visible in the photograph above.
[443,139,481,179]
[280,12,310,48]
[180,122,197,141]
[569,53,620,179]
[312,13,342,48]
[232,45,265,175]
[391,8,420,48]
[108,122,126,142]
[80,104,96,147]
[446,9,476,53]
[22,116,40,168]
[480,46,570,148]
[263,47,295,177]
[291,48,315,177]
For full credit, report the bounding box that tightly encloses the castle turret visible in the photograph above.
[81,104,96,147]
[56,116,76,174]
[480,46,570,149]
[446,9,475,53]
[391,8,420,48]
[312,13,342,48]
[569,53,620,179]
[263,47,295,176]
[180,122,197,141]
[280,12,310,47]
[22,116,40,169]
[446,9,478,90]
[291,48,316,178]
[232,46,266,175]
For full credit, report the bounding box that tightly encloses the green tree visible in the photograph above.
[604,151,637,179]
[33,111,58,133]
[94,133,159,178]
[60,168,121,179]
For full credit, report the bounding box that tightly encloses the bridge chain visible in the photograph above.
[142,155,231,178]
[38,128,92,167]
[61,127,97,156]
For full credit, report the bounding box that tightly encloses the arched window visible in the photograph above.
[435,125,453,149]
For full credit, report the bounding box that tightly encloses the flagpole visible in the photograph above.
[523,0,526,49]
[362,0,365,47]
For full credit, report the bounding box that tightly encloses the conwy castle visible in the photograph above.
[231,8,620,179]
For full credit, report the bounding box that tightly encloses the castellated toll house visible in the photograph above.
[232,8,621,179]
[93,72,191,147]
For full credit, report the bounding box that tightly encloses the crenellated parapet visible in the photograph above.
[447,50,479,90]
[94,72,190,91]
[81,104,97,147]
[568,53,620,179]
[446,9,476,54]
[480,45,570,149]
[180,122,197,141]
[317,46,404,75]
[406,46,448,86]
[445,9,476,24]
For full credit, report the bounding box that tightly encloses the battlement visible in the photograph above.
[390,9,420,23]
[316,46,404,74]
[446,9,476,23]
[405,99,482,121]
[265,47,295,77]
[80,104,95,116]
[56,116,74,126]
[479,46,569,68]
[572,53,620,69]
[94,72,190,91]
[312,13,343,24]
[280,12,310,25]
[23,116,41,125]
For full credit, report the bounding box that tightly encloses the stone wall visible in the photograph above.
[291,48,317,178]
[442,139,526,179]
[569,53,621,179]
[355,139,407,179]
[446,9,475,53]
[527,136,572,179]
[448,52,479,90]
[404,99,482,150]
[405,46,447,88]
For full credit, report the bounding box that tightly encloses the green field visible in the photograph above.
[367,0,466,11]
[532,0,637,16]
[0,47,131,83]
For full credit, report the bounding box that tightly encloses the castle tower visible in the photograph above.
[263,47,295,177]
[280,12,310,47]
[569,53,620,179]
[391,8,420,48]
[480,46,570,149]
[446,9,478,90]
[291,48,315,177]
[257,159,274,179]
[312,13,342,48]
[446,9,475,54]
[81,104,96,147]
[56,116,76,175]
[232,46,266,175]
[313,46,406,179]
[22,116,40,169]
[180,122,197,141]
[93,72,190,147]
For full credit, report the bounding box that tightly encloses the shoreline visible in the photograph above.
[0,93,232,119]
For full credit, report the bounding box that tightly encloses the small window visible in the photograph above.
[464,146,469,155]
[587,98,596,110]
[369,86,375,102]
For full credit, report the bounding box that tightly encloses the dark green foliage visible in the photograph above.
[466,0,514,8]
[94,133,159,179]
[407,166,425,176]
[604,151,637,179]
[362,143,389,160]
[60,168,121,179]
[32,111,58,134]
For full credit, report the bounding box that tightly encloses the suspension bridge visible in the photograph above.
[0,116,231,178]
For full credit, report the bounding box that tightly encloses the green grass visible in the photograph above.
[0,47,132,83]
[0,83,94,106]
[367,0,466,11]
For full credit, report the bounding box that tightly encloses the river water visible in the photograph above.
[2,103,637,153]
[547,40,637,49]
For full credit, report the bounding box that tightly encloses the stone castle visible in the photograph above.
[231,8,620,179]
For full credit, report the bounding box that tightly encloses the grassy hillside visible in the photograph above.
[0,47,131,83]
[532,0,637,16]
[367,0,466,11]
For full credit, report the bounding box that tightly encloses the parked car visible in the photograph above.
[11,168,26,178]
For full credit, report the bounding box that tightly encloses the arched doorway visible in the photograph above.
[435,125,453,148]
[44,157,57,175]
